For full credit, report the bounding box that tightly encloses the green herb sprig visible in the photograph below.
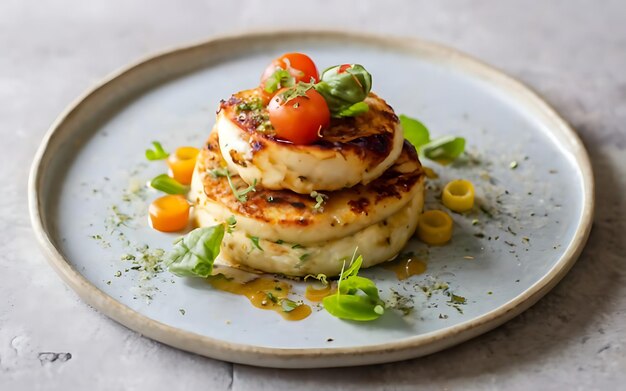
[322,250,385,321]
[145,141,169,161]
[399,114,466,163]
[149,174,189,195]
[264,69,295,94]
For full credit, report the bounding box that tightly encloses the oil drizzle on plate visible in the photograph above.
[384,257,427,280]
[208,274,311,321]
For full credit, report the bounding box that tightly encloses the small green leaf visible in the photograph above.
[322,294,384,321]
[249,236,263,251]
[399,115,430,148]
[449,294,467,304]
[145,141,169,161]
[166,225,225,278]
[280,298,299,313]
[264,69,295,93]
[314,64,372,118]
[226,215,237,233]
[321,250,385,321]
[421,136,466,163]
[304,273,328,285]
[336,101,369,117]
[149,174,189,195]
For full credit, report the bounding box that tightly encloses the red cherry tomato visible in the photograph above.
[261,53,320,87]
[268,87,330,145]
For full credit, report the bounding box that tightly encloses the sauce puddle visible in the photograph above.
[384,256,427,280]
[305,284,335,302]
[208,274,311,321]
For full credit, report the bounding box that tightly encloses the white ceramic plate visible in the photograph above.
[29,31,593,368]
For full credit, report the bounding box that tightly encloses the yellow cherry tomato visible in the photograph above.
[442,179,475,212]
[417,210,453,245]
[149,195,190,232]
[167,146,199,185]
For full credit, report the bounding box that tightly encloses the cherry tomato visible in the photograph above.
[261,53,320,87]
[149,195,190,232]
[167,146,199,185]
[268,87,330,145]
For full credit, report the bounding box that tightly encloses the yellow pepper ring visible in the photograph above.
[442,179,475,212]
[167,146,200,185]
[417,210,453,245]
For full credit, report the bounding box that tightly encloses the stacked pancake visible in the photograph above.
[190,89,426,276]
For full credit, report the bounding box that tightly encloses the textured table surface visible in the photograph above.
[2,1,625,389]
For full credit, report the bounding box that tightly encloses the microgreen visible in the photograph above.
[399,115,430,148]
[149,174,189,195]
[400,114,466,164]
[209,167,256,203]
[310,191,328,211]
[421,136,466,163]
[249,236,263,251]
[304,273,329,285]
[280,298,300,313]
[145,141,169,161]
[264,69,295,94]
[322,249,385,321]
[278,82,315,104]
[226,215,237,233]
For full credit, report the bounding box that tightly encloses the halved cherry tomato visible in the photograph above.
[149,195,190,232]
[167,146,199,185]
[260,53,319,87]
[268,87,330,145]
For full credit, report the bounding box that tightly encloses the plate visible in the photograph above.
[29,30,593,368]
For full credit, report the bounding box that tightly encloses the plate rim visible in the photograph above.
[28,29,595,368]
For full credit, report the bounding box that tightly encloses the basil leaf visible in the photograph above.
[399,115,430,148]
[145,141,169,161]
[421,136,466,163]
[166,225,225,278]
[337,101,369,117]
[314,64,372,117]
[264,69,295,94]
[149,174,189,194]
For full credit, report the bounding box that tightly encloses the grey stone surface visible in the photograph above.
[1,0,624,389]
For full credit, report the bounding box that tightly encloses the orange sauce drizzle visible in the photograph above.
[305,284,336,302]
[208,275,311,321]
[383,257,427,280]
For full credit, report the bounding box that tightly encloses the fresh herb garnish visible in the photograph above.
[278,82,315,104]
[165,225,225,278]
[145,141,169,161]
[264,69,295,94]
[304,273,329,285]
[149,174,189,195]
[314,64,372,118]
[322,250,385,321]
[209,167,256,203]
[399,115,430,148]
[310,191,328,211]
[421,136,466,163]
[226,215,237,233]
[280,298,300,313]
[227,175,257,203]
[249,236,263,251]
[399,114,466,163]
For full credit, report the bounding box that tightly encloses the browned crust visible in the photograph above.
[197,132,424,228]
[218,89,400,169]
